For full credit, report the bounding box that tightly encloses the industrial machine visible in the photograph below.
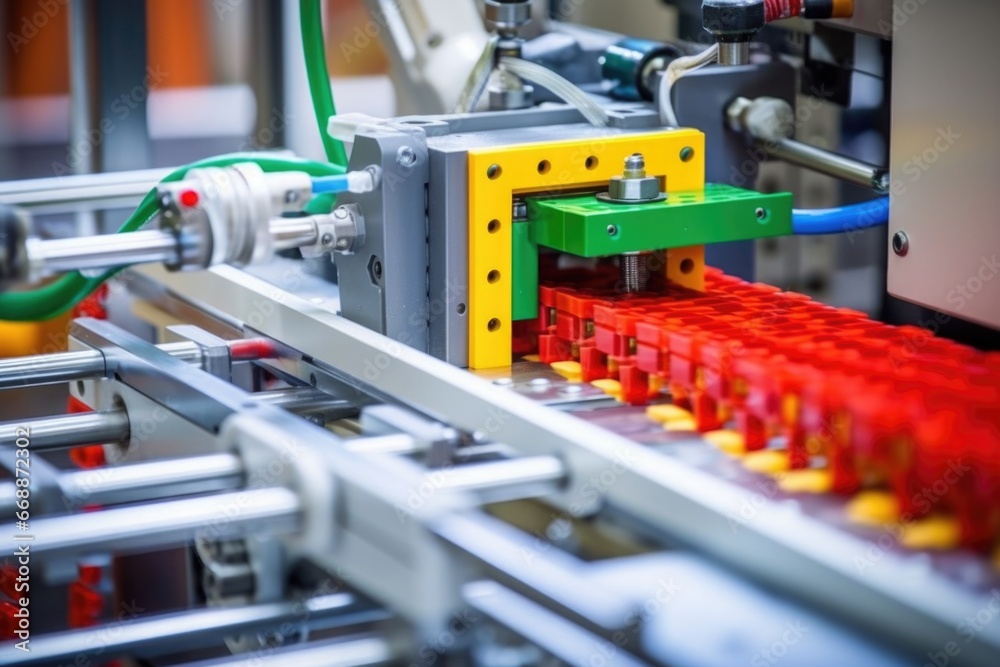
[0,1,998,666]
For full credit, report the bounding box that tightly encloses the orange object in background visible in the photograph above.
[3,0,69,97]
[147,0,211,88]
[3,0,213,98]
[0,313,71,357]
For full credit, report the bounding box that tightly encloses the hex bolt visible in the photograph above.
[396,146,417,167]
[892,231,909,257]
[623,153,646,179]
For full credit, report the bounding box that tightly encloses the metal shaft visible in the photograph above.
[270,217,319,251]
[4,487,300,559]
[176,636,394,667]
[620,253,649,293]
[59,453,244,507]
[434,455,566,503]
[717,41,750,66]
[28,229,183,277]
[0,167,172,213]
[765,138,890,194]
[0,340,200,390]
[0,388,350,453]
[0,593,390,666]
[0,410,130,451]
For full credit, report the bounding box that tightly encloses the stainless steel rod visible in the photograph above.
[270,217,319,251]
[177,636,393,667]
[344,434,423,456]
[59,453,244,507]
[27,229,182,276]
[0,167,172,209]
[765,138,890,194]
[0,388,349,454]
[0,593,389,666]
[0,340,201,389]
[434,455,566,503]
[3,487,300,558]
[0,410,130,451]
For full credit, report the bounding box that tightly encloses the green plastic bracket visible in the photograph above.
[512,220,538,321]
[526,183,793,258]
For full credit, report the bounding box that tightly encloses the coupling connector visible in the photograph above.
[297,204,366,259]
[157,163,313,270]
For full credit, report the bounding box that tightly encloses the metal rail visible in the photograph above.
[0,593,390,666]
[134,263,1000,665]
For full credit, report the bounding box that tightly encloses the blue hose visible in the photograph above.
[310,174,352,195]
[792,198,889,235]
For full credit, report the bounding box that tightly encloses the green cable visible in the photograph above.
[300,0,349,166]
[0,153,346,322]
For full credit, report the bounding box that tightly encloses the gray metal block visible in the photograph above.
[337,126,431,352]
[672,61,797,280]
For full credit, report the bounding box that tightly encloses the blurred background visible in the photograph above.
[3,0,983,353]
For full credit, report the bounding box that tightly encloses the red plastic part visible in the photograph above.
[228,338,278,361]
[537,266,1000,549]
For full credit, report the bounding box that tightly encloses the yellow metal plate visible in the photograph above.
[467,129,705,368]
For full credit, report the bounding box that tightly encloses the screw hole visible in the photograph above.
[585,156,599,170]
[487,270,501,284]
[487,318,502,332]
[457,303,467,315]
[487,164,502,180]
[755,207,769,222]
[680,258,695,274]
[680,147,695,162]
[487,219,501,234]
[76,380,85,397]
[537,160,551,175]
[607,225,618,237]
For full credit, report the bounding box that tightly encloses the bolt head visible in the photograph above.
[892,231,909,257]
[321,233,333,246]
[396,146,417,167]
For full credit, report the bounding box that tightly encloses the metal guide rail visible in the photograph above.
[0,262,995,665]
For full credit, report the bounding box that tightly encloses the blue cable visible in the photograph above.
[792,198,889,235]
[310,174,352,195]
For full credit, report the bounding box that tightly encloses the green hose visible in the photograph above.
[300,0,349,166]
[0,153,346,322]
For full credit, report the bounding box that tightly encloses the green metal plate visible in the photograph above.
[526,183,793,257]
[512,221,538,321]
